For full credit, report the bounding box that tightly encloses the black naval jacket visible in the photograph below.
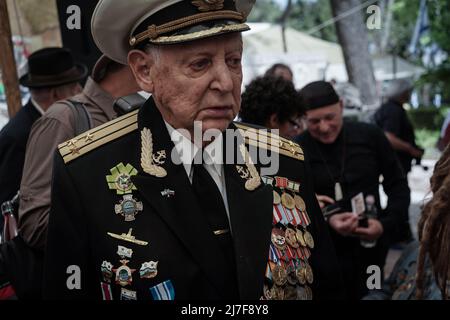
[44,98,344,300]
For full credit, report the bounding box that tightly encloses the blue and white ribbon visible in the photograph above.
[150,280,175,301]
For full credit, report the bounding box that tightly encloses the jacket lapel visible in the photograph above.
[130,99,232,297]
[224,125,273,299]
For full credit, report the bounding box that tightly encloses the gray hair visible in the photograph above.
[143,44,161,65]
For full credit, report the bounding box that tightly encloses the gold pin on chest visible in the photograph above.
[107,228,148,246]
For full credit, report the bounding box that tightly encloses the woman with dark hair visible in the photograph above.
[264,63,293,82]
[240,76,304,140]
[415,144,450,299]
[364,145,450,300]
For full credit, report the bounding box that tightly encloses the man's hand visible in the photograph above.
[328,212,359,237]
[316,194,335,210]
[353,218,384,241]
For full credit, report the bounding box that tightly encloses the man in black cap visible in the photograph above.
[0,47,86,212]
[44,0,344,300]
[296,81,410,300]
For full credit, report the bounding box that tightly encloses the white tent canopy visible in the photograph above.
[243,23,425,90]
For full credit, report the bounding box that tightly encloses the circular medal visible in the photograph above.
[304,285,313,300]
[271,228,286,250]
[296,265,306,285]
[295,228,306,247]
[304,262,314,284]
[284,285,297,300]
[270,285,285,300]
[285,227,299,248]
[273,190,281,205]
[281,192,295,210]
[286,265,297,285]
[303,230,315,249]
[297,286,308,300]
[294,194,306,211]
[115,173,133,193]
[114,260,135,287]
[272,265,288,286]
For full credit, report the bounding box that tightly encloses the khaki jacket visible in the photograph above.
[18,77,116,250]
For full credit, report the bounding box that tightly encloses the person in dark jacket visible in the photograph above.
[0,47,86,221]
[374,79,423,243]
[296,81,410,300]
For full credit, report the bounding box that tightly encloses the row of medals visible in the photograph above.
[263,187,315,301]
[101,167,154,300]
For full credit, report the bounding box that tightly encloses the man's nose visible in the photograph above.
[319,120,330,133]
[210,62,234,92]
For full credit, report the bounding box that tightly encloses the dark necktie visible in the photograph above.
[191,162,239,298]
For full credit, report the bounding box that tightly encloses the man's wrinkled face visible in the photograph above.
[146,33,243,136]
[305,102,343,144]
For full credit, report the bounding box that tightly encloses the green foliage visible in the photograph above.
[288,0,337,43]
[248,0,337,43]
[415,129,440,151]
[428,0,450,54]
[247,0,282,23]
[387,0,421,59]
[408,106,449,152]
[407,107,449,130]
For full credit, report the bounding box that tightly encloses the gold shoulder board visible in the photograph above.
[234,122,304,161]
[58,110,139,164]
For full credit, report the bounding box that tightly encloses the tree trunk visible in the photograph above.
[380,0,394,54]
[279,0,292,53]
[0,0,21,118]
[330,0,379,108]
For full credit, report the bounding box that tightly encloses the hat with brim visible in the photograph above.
[91,54,118,82]
[19,47,87,88]
[92,0,255,64]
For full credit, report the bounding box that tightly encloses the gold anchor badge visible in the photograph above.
[236,144,261,191]
[141,128,167,178]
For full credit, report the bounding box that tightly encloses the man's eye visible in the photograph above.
[228,58,241,67]
[191,59,210,71]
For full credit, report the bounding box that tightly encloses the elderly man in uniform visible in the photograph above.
[44,0,344,300]
[296,81,410,300]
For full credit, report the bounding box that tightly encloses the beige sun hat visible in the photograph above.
[91,0,255,64]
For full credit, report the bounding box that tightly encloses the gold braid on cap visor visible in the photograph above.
[130,10,245,46]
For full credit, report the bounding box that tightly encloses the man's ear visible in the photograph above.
[267,113,279,129]
[338,100,344,113]
[127,49,154,93]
